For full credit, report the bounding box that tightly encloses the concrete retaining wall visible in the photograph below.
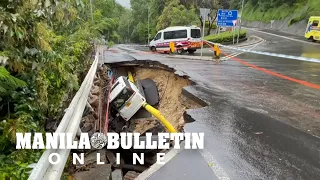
[243,16,308,36]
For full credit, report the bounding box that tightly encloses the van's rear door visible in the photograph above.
[189,28,202,48]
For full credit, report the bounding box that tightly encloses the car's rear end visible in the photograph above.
[187,27,202,53]
[305,16,320,41]
[110,76,146,121]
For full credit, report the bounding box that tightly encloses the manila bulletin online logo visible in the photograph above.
[16,132,204,165]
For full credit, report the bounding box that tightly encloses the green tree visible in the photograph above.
[156,0,198,30]
[0,67,26,95]
[0,0,123,178]
[117,9,133,43]
[179,0,222,35]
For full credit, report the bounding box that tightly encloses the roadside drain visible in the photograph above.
[70,62,204,180]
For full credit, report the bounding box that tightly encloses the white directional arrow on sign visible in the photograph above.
[232,20,237,26]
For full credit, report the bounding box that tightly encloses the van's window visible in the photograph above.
[164,31,173,39]
[191,29,201,38]
[111,87,134,110]
[312,20,319,26]
[154,33,161,40]
[111,81,120,91]
[164,30,187,39]
[122,77,131,89]
[173,30,187,39]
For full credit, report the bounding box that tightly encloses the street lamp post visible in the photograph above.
[89,0,96,53]
[128,20,130,43]
[90,0,94,23]
[237,0,245,44]
[147,6,150,46]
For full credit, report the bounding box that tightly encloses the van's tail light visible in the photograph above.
[125,101,132,107]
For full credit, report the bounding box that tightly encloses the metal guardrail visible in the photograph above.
[28,53,99,180]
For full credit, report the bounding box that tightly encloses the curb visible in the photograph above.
[232,35,265,48]
[220,37,248,45]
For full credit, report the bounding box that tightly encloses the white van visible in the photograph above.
[149,26,202,54]
[109,76,146,121]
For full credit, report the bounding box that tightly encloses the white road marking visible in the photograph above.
[221,38,266,60]
[135,143,185,180]
[199,148,230,180]
[212,41,320,63]
[136,141,231,180]
[210,49,237,59]
[244,27,319,45]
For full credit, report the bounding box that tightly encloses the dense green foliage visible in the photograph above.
[156,0,198,30]
[127,0,226,43]
[3,0,310,178]
[125,0,319,43]
[204,29,247,43]
[0,0,123,179]
[230,0,320,24]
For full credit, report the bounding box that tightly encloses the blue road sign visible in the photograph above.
[216,21,235,27]
[217,9,238,27]
[217,9,238,21]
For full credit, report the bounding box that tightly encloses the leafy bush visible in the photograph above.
[0,67,26,94]
[242,0,320,24]
[204,30,247,43]
[205,21,217,29]
[0,0,123,179]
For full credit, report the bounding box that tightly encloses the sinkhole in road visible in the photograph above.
[133,66,203,131]
[71,62,204,179]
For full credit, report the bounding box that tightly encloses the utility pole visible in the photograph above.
[200,16,205,58]
[237,0,245,44]
[90,0,94,23]
[90,0,95,52]
[147,6,150,46]
[127,20,130,43]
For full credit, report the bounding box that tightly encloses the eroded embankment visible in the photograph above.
[70,61,206,180]
[133,67,202,131]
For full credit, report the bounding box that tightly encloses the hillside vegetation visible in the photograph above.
[123,0,230,43]
[230,0,320,24]
[0,0,124,179]
[205,30,247,43]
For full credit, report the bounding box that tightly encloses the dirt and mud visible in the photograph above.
[71,63,203,180]
[133,67,202,131]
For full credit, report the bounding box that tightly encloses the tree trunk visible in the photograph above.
[199,16,203,28]
[206,12,218,36]
[206,21,212,35]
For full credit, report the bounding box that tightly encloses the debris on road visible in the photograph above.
[73,164,112,180]
[124,171,140,180]
[254,132,263,135]
[111,169,123,180]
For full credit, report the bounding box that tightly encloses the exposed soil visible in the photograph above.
[72,63,203,180]
[133,67,202,131]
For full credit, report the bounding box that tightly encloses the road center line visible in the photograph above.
[221,39,266,60]
[244,27,319,45]
[222,53,320,90]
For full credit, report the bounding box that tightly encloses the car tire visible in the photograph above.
[150,46,156,52]
[188,49,196,54]
[176,46,184,54]
[309,36,316,42]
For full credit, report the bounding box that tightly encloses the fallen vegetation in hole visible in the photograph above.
[70,63,203,180]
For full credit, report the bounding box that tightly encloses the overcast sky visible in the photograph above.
[116,0,131,8]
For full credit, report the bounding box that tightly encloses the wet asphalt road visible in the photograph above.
[103,29,320,180]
